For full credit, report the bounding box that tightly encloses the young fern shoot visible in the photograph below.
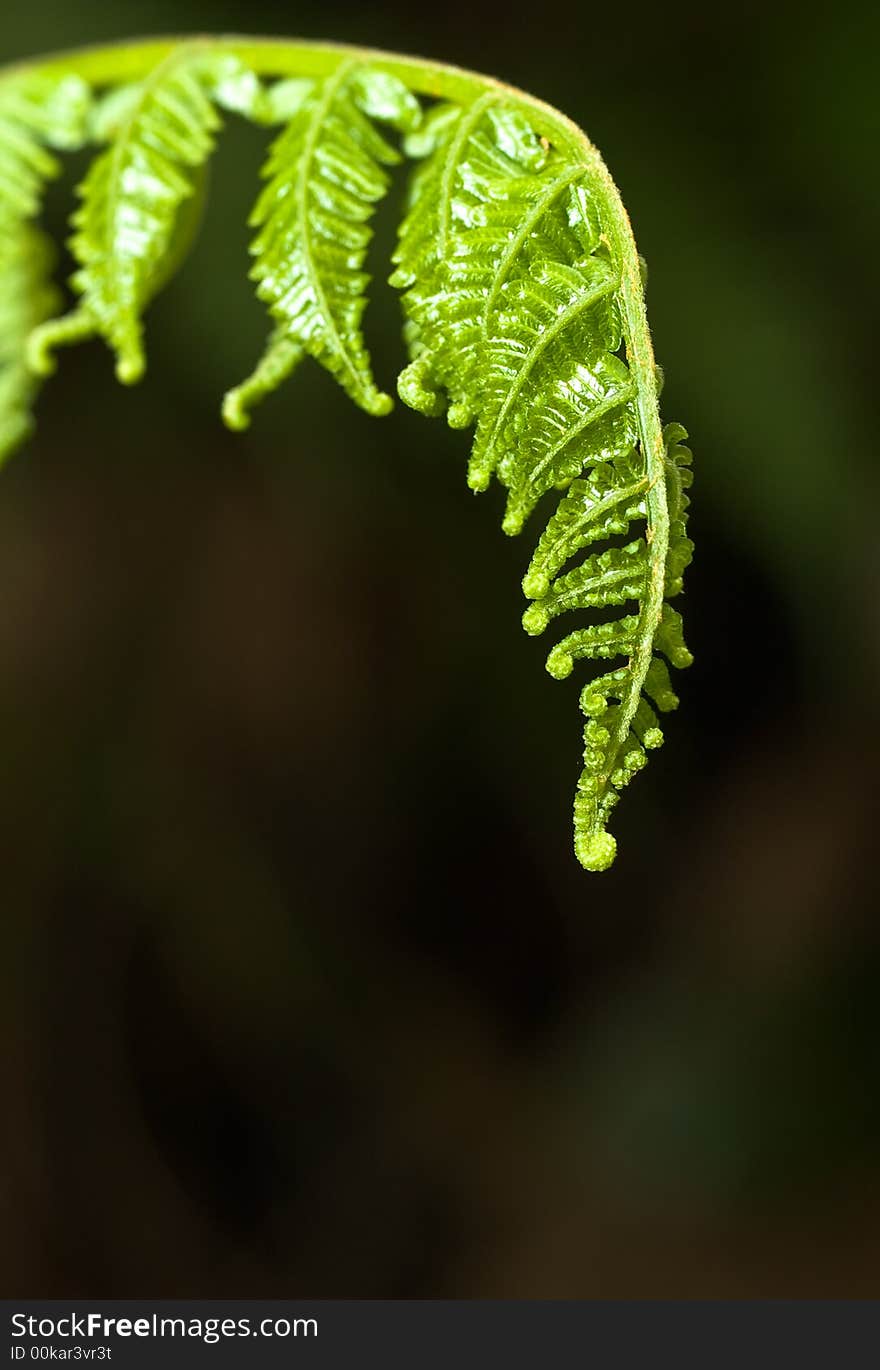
[0,37,693,871]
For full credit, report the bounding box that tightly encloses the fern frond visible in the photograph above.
[223,64,421,428]
[534,429,693,869]
[516,428,693,869]
[0,227,59,462]
[27,50,268,384]
[0,69,91,235]
[1,38,693,871]
[393,95,693,869]
[392,96,552,423]
[0,70,91,459]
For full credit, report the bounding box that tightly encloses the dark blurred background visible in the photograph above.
[1,0,878,1297]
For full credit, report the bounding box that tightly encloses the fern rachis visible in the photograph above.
[0,37,693,872]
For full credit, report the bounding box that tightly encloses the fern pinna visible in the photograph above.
[0,38,693,871]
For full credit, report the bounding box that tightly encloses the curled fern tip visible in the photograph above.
[575,828,617,874]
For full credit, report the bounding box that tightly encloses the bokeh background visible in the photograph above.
[1,0,878,1297]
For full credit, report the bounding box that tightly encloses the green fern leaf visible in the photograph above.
[223,63,421,428]
[392,96,551,423]
[0,227,60,462]
[393,96,693,870]
[0,70,91,458]
[27,50,268,384]
[528,428,693,870]
[0,38,693,871]
[0,69,91,235]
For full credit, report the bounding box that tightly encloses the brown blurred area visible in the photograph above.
[1,0,879,1298]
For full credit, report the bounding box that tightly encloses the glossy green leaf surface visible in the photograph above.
[28,49,267,383]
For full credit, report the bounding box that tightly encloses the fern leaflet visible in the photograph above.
[27,50,268,384]
[0,227,59,461]
[0,69,91,459]
[224,63,421,428]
